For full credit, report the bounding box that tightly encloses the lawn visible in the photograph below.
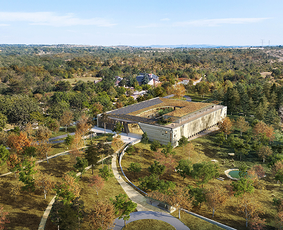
[125,219,175,230]
[62,76,101,85]
[121,134,280,230]
[1,148,128,230]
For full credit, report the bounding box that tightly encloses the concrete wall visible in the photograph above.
[138,123,172,145]
[139,106,227,147]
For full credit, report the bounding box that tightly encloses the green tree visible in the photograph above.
[150,140,161,151]
[178,136,188,154]
[112,121,123,134]
[148,161,165,180]
[110,194,137,227]
[231,177,254,197]
[215,132,225,146]
[73,157,88,179]
[85,141,100,175]
[187,185,206,207]
[19,159,37,192]
[192,162,219,188]
[128,162,141,177]
[0,113,7,131]
[176,159,192,180]
[141,132,149,144]
[65,134,74,147]
[99,165,114,181]
[0,144,10,166]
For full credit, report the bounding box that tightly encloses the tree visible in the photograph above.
[150,140,161,151]
[161,142,176,156]
[9,180,23,201]
[88,200,115,230]
[141,132,149,144]
[275,211,283,230]
[139,174,175,192]
[73,157,88,179]
[0,206,10,230]
[50,197,85,230]
[174,84,186,98]
[45,117,60,133]
[148,161,165,180]
[36,140,51,163]
[60,110,74,132]
[54,174,81,204]
[85,141,100,175]
[0,113,7,131]
[35,171,54,199]
[154,151,177,174]
[178,136,188,155]
[218,117,234,139]
[99,165,114,181]
[111,194,137,227]
[187,185,206,207]
[35,126,52,142]
[6,153,21,178]
[251,165,265,179]
[253,121,275,143]
[6,131,32,156]
[191,162,219,188]
[238,194,264,227]
[76,114,91,138]
[235,116,250,136]
[176,159,192,180]
[89,175,104,195]
[19,158,37,192]
[205,185,228,218]
[215,132,225,146]
[0,145,10,166]
[249,215,266,230]
[232,177,254,197]
[258,145,272,163]
[64,134,74,147]
[128,162,141,177]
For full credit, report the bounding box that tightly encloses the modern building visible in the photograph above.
[97,97,227,147]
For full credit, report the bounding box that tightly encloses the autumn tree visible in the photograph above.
[60,110,74,132]
[89,175,104,195]
[111,135,124,152]
[174,84,186,98]
[218,117,234,139]
[251,165,265,179]
[7,131,32,156]
[0,206,10,230]
[275,211,283,230]
[76,114,91,144]
[249,215,266,230]
[238,193,264,227]
[154,151,177,174]
[88,200,115,230]
[205,185,228,218]
[9,180,23,201]
[253,121,275,143]
[35,171,54,199]
[235,116,250,136]
[258,145,272,163]
[111,193,137,227]
[6,153,22,178]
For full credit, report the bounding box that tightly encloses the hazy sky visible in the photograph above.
[0,0,282,46]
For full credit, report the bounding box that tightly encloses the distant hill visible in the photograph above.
[133,44,249,48]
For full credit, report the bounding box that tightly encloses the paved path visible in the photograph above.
[112,154,166,213]
[113,211,190,230]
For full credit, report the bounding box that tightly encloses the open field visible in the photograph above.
[62,76,101,85]
[125,219,175,230]
[121,133,280,230]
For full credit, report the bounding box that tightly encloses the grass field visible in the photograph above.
[62,76,101,85]
[124,219,175,230]
[0,135,127,230]
[121,133,280,230]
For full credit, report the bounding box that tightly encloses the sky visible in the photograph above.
[0,0,282,46]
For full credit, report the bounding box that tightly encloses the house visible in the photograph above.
[136,73,160,86]
[114,76,123,86]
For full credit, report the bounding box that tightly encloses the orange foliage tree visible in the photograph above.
[218,117,234,139]
[89,175,104,195]
[35,171,55,199]
[154,151,177,175]
[0,206,10,230]
[253,121,275,143]
[88,200,115,230]
[205,184,228,218]
[7,132,32,156]
[234,116,250,136]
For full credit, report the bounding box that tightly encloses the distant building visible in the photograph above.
[136,73,160,86]
[114,76,123,86]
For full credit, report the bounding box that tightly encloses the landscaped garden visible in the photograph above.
[121,115,283,229]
